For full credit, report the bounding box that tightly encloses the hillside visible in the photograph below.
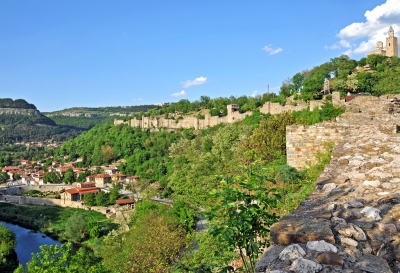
[44,105,159,129]
[0,98,84,143]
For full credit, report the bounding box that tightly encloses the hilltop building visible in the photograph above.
[368,26,398,57]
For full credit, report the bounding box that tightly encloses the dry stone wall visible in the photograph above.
[286,124,347,169]
[257,94,400,273]
[114,105,252,130]
[115,99,325,131]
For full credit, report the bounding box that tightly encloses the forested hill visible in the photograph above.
[0,98,84,143]
[0,98,36,109]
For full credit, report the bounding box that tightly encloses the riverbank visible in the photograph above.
[0,221,61,266]
[0,203,118,242]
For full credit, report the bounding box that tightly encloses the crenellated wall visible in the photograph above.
[114,104,252,130]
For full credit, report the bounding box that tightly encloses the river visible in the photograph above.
[0,221,61,266]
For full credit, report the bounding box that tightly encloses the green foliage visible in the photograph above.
[170,200,197,232]
[95,191,110,207]
[0,224,16,256]
[49,115,113,130]
[0,204,115,242]
[0,114,84,143]
[168,122,253,206]
[291,101,345,125]
[83,193,96,206]
[207,165,280,273]
[44,171,60,184]
[301,73,324,101]
[63,168,75,184]
[0,171,9,182]
[244,112,294,162]
[25,242,108,273]
[64,212,87,243]
[0,98,36,109]
[86,221,101,238]
[101,212,186,273]
[175,231,236,273]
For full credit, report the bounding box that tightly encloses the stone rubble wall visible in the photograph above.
[114,107,252,130]
[286,124,348,169]
[257,95,400,273]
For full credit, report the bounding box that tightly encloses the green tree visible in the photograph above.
[83,193,96,206]
[12,174,20,181]
[0,224,17,273]
[0,224,17,256]
[63,168,75,184]
[101,212,186,273]
[65,213,87,243]
[301,73,324,101]
[0,224,16,256]
[25,242,107,273]
[95,191,109,206]
[0,172,9,182]
[207,165,280,273]
[43,171,60,184]
[86,221,100,238]
[292,72,305,93]
[244,112,294,162]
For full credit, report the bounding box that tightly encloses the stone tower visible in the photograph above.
[386,26,398,57]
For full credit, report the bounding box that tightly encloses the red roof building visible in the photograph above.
[63,181,100,202]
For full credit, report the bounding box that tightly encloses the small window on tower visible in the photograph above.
[389,43,391,46]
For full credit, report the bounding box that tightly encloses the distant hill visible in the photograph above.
[0,98,37,109]
[0,98,84,143]
[43,105,158,129]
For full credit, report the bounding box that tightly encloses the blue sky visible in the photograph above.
[1,0,399,112]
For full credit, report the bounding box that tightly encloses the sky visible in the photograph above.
[1,0,400,112]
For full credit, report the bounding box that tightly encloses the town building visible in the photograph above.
[63,181,99,201]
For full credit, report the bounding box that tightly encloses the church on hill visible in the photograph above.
[367,26,398,57]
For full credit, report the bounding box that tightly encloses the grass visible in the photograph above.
[274,142,334,216]
[0,203,118,241]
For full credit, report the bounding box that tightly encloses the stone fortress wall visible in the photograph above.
[256,95,400,273]
[286,92,400,169]
[114,99,324,130]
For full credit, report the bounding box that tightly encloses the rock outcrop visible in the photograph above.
[256,95,400,272]
[0,108,41,116]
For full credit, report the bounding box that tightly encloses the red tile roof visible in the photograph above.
[116,199,136,205]
[65,187,100,195]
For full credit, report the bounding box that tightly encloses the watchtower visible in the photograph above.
[386,26,398,57]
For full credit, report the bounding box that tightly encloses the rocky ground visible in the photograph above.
[256,97,400,273]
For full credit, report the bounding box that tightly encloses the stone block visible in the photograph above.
[270,216,335,246]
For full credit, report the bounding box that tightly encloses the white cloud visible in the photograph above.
[250,90,260,98]
[132,98,143,102]
[171,90,187,97]
[181,76,207,88]
[262,45,283,55]
[328,0,400,56]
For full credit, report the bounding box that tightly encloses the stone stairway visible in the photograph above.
[256,104,400,272]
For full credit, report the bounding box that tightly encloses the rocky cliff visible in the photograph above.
[0,108,41,116]
[256,95,400,272]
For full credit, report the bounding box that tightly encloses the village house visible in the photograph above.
[63,181,100,201]
[111,173,127,183]
[115,198,136,209]
[86,174,111,187]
